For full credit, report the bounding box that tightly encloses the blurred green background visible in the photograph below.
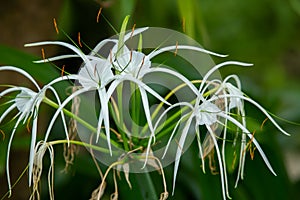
[0,0,300,199]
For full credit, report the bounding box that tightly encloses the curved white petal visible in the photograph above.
[198,61,253,94]
[172,114,194,195]
[0,103,17,123]
[25,41,94,70]
[212,94,290,136]
[44,87,92,142]
[148,45,227,59]
[218,112,276,175]
[206,125,227,200]
[147,67,200,98]
[0,66,40,90]
[96,88,112,155]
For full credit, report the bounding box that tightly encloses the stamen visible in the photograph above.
[61,65,65,77]
[260,118,268,130]
[97,7,103,23]
[41,48,46,61]
[130,24,136,39]
[53,18,59,34]
[248,130,256,160]
[136,56,145,78]
[78,32,82,48]
[250,146,257,160]
[174,41,178,56]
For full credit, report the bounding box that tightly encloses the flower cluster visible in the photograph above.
[0,19,290,200]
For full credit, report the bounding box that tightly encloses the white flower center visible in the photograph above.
[195,101,221,125]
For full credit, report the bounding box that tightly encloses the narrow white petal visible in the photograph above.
[246,132,277,176]
[0,87,27,97]
[206,125,227,200]
[139,87,157,168]
[148,45,227,59]
[147,68,200,98]
[172,115,193,195]
[154,102,193,131]
[6,113,26,193]
[124,27,149,42]
[114,75,171,106]
[91,39,118,56]
[33,55,80,63]
[44,87,92,142]
[0,66,40,90]
[214,94,290,136]
[25,41,94,70]
[28,109,38,187]
[195,124,205,173]
[97,88,112,155]
[218,113,277,176]
[0,104,17,123]
[162,113,190,159]
[199,61,253,94]
[48,86,69,145]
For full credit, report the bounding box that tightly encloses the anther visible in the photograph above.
[97,7,103,23]
[53,18,59,34]
[61,65,65,77]
[260,118,268,130]
[78,32,82,48]
[41,48,46,61]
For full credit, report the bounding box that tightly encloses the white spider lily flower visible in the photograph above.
[106,28,228,166]
[0,66,68,195]
[25,41,116,154]
[209,75,290,188]
[154,60,289,199]
[214,75,247,191]
[159,97,279,199]
[26,37,170,157]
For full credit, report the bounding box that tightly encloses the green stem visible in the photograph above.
[49,139,115,155]
[131,82,141,138]
[42,97,121,149]
[116,83,130,151]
